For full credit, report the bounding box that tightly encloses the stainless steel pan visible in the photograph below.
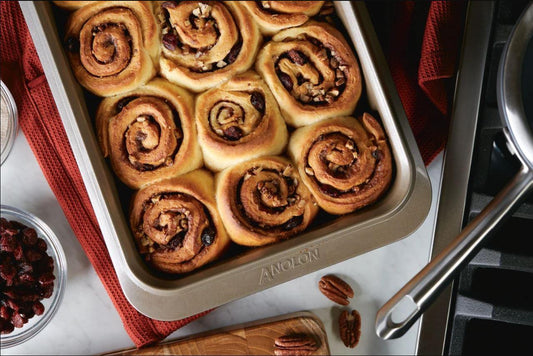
[376,2,533,340]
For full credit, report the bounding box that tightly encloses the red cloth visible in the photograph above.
[0,0,465,348]
[0,2,209,348]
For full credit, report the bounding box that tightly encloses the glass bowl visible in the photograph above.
[0,205,67,349]
[1,81,19,165]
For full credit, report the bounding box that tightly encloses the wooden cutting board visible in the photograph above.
[105,311,330,355]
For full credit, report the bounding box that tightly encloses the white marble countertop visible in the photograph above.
[1,131,443,355]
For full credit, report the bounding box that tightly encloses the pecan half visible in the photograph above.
[339,309,361,348]
[274,333,319,356]
[318,274,354,305]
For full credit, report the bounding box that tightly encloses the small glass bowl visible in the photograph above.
[0,205,67,349]
[1,81,19,165]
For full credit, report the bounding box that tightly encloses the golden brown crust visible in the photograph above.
[241,1,325,35]
[156,1,261,92]
[216,156,318,246]
[256,21,362,127]
[288,115,393,215]
[95,78,202,189]
[64,1,159,97]
[130,169,230,274]
[53,1,93,11]
[195,71,288,172]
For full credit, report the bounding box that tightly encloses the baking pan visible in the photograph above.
[20,1,431,320]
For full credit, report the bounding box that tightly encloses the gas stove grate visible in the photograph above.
[445,0,533,354]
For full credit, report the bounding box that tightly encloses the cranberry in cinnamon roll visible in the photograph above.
[241,1,325,35]
[96,78,202,189]
[156,1,261,92]
[288,115,393,215]
[256,21,362,127]
[130,169,229,274]
[64,1,159,97]
[216,156,318,247]
[195,71,288,172]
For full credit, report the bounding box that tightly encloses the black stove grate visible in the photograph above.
[445,1,533,354]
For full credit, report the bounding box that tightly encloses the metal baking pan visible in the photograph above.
[20,1,431,320]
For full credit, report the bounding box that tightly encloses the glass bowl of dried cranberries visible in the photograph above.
[0,205,66,348]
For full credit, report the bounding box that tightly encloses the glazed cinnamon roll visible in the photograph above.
[256,21,362,127]
[96,78,202,189]
[156,1,261,92]
[130,169,230,274]
[241,1,325,35]
[53,1,93,11]
[64,1,159,97]
[216,156,319,247]
[195,71,288,172]
[288,115,393,215]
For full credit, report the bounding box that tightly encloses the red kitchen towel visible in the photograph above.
[0,0,465,348]
[368,1,466,164]
[0,1,209,348]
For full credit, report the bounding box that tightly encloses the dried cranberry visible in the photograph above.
[1,320,14,334]
[223,126,244,141]
[224,41,242,65]
[0,235,17,252]
[319,184,341,198]
[288,49,307,65]
[11,312,27,328]
[38,272,55,286]
[278,72,293,92]
[162,33,179,51]
[18,273,35,284]
[41,285,54,299]
[36,238,47,252]
[32,302,44,316]
[161,1,178,9]
[282,215,303,231]
[25,249,42,262]
[201,227,216,246]
[0,263,16,282]
[7,299,19,312]
[0,306,11,320]
[13,245,24,260]
[250,91,265,113]
[65,36,80,53]
[22,228,38,246]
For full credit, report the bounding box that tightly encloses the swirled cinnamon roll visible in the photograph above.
[256,21,362,127]
[241,1,325,35]
[64,1,159,97]
[288,115,393,215]
[130,169,230,274]
[53,1,93,11]
[156,1,261,92]
[96,78,202,189]
[216,156,318,246]
[195,71,288,172]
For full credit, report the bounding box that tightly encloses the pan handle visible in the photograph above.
[375,166,533,340]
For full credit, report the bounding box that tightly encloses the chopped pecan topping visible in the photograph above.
[318,274,354,306]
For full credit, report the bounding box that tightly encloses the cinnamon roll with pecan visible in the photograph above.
[195,71,288,172]
[130,169,229,274]
[64,1,159,97]
[53,1,93,11]
[288,115,393,215]
[96,78,202,189]
[256,21,362,127]
[156,1,261,92]
[241,1,325,35]
[216,156,318,247]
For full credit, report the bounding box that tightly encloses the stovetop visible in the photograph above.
[445,1,533,354]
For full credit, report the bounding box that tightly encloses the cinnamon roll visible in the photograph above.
[156,1,261,92]
[195,71,288,172]
[256,21,362,127]
[130,169,230,274]
[95,78,202,189]
[288,115,393,215]
[53,1,93,11]
[241,1,325,35]
[64,1,159,97]
[216,156,319,247]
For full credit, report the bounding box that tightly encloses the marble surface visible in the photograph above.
[1,132,444,355]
